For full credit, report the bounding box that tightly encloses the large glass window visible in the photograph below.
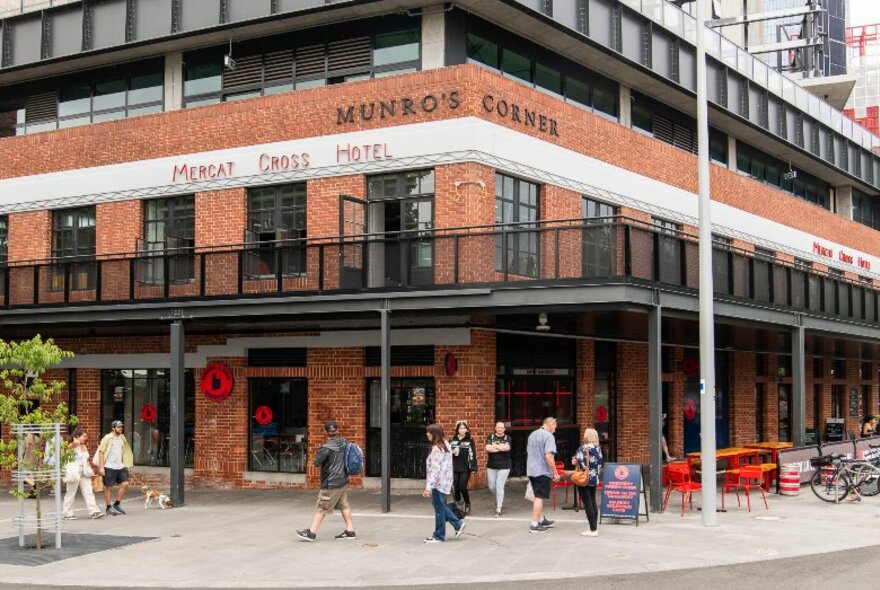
[582,197,616,277]
[101,369,195,468]
[249,378,308,473]
[653,218,682,285]
[737,141,831,209]
[0,215,7,264]
[467,31,618,119]
[496,173,539,277]
[852,188,880,231]
[245,184,307,278]
[52,206,96,291]
[140,196,196,284]
[632,91,727,162]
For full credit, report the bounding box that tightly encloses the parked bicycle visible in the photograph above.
[809,452,880,503]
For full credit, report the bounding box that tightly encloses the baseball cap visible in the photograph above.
[324,420,338,434]
[111,420,124,428]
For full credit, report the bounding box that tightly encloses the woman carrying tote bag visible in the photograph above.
[572,428,603,537]
[62,428,105,520]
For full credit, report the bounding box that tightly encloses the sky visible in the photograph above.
[850,0,880,27]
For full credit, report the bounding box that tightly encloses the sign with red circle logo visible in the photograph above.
[683,399,698,421]
[140,403,157,423]
[596,405,609,423]
[680,357,698,375]
[444,352,458,377]
[254,405,273,426]
[614,465,630,479]
[200,363,234,402]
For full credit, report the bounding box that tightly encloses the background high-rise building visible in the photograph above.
[844,23,880,138]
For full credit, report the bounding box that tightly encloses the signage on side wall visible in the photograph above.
[200,363,234,402]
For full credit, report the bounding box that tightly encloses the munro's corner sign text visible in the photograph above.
[482,95,559,137]
[336,90,461,125]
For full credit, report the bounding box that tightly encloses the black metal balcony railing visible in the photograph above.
[0,216,878,325]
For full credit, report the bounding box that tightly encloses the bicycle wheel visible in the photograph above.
[810,467,849,502]
[848,462,880,497]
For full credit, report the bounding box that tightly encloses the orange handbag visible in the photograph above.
[570,468,588,487]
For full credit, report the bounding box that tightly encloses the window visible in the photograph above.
[6,60,163,134]
[753,248,774,302]
[52,206,96,291]
[736,141,831,209]
[101,369,195,468]
[467,31,618,119]
[0,215,7,264]
[249,378,308,473]
[496,174,539,277]
[632,91,727,162]
[245,184,307,278]
[831,384,844,418]
[852,188,880,231]
[653,218,682,285]
[582,197,616,277]
[367,170,435,287]
[712,235,731,294]
[139,196,196,284]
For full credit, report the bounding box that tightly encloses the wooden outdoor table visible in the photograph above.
[743,442,793,465]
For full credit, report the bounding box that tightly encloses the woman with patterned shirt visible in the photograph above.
[572,428,603,537]
[422,423,466,543]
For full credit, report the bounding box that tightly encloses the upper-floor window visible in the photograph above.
[652,218,682,285]
[0,60,163,136]
[631,91,728,163]
[0,215,7,264]
[852,188,880,231]
[496,173,539,277]
[184,27,419,107]
[139,196,196,284]
[736,141,831,209]
[467,31,618,119]
[582,197,616,277]
[245,184,307,277]
[52,206,96,290]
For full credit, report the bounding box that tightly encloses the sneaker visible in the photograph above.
[91,511,105,520]
[464,503,471,515]
[580,530,599,537]
[529,524,548,534]
[423,537,443,543]
[113,502,126,515]
[454,521,466,538]
[296,528,316,542]
[106,506,120,516]
[494,508,502,518]
[63,514,77,520]
[334,530,357,540]
[539,517,555,528]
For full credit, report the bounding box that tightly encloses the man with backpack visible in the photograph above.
[296,420,359,542]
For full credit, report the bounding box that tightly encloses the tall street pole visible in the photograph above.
[696,0,717,526]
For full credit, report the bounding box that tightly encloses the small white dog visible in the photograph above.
[142,485,173,510]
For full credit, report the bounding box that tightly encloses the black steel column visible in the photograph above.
[170,320,186,507]
[380,306,391,513]
[648,303,663,512]
[791,321,806,447]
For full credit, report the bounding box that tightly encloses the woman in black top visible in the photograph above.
[450,420,477,514]
[485,421,512,517]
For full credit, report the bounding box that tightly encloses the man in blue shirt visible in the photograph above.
[526,417,563,533]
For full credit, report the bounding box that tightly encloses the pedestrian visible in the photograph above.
[526,417,562,533]
[450,419,477,515]
[485,421,512,517]
[572,427,603,537]
[861,415,877,437]
[423,423,466,543]
[97,420,133,516]
[62,427,104,520]
[296,421,356,542]
[662,414,676,461]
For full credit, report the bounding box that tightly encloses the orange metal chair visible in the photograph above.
[551,461,572,510]
[723,465,768,512]
[663,463,701,516]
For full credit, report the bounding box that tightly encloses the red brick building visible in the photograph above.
[0,1,878,504]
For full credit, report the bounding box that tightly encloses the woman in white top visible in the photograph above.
[62,427,105,520]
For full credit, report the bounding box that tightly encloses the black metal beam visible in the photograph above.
[169,319,186,507]
[647,302,662,512]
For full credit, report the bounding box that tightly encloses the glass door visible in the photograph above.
[339,195,367,289]
[382,197,434,287]
[366,378,435,478]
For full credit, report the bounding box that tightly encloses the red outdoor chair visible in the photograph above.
[663,462,701,516]
[723,465,768,512]
[551,461,572,510]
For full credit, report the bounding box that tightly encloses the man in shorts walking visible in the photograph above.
[526,417,563,533]
[296,421,356,542]
[97,420,133,516]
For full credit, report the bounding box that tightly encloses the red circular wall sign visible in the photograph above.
[680,357,698,375]
[444,352,458,377]
[200,363,234,402]
[140,403,157,423]
[683,399,698,421]
[595,405,609,423]
[254,405,273,426]
[614,465,629,479]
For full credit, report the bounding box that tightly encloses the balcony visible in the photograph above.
[0,217,876,326]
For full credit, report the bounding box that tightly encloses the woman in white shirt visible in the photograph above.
[62,428,105,520]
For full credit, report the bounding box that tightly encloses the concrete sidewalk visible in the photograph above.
[0,482,877,588]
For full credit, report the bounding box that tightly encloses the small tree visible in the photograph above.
[0,336,75,549]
